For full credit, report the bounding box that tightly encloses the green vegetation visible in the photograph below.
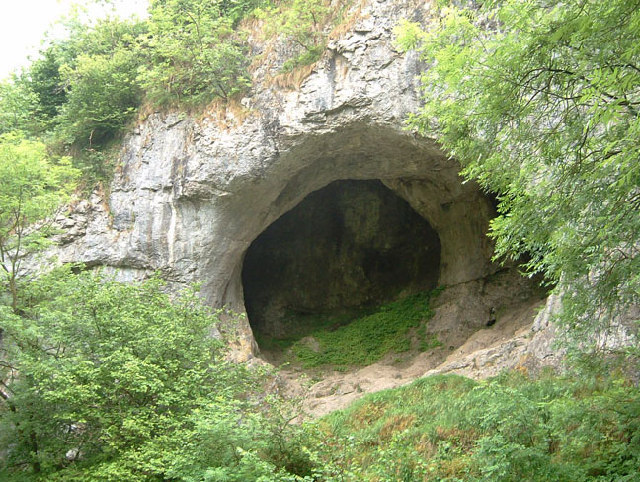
[289,290,441,369]
[3,274,639,482]
[1,1,639,479]
[0,132,79,312]
[256,0,332,73]
[254,290,441,370]
[311,371,640,481]
[4,15,149,171]
[254,309,367,354]
[0,0,359,184]
[1,17,143,182]
[138,0,254,107]
[395,0,640,353]
[0,269,312,480]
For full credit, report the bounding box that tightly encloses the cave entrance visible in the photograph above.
[242,180,441,356]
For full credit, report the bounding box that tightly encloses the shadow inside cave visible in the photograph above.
[241,179,441,359]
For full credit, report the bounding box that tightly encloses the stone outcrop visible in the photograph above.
[47,0,556,367]
[424,294,565,380]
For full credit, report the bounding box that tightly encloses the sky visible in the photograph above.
[0,0,149,80]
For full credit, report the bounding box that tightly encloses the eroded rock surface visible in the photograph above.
[46,0,559,372]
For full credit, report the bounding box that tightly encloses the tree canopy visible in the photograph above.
[396,0,640,350]
[0,132,79,312]
[139,0,252,106]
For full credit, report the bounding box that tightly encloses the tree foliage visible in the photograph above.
[0,133,79,312]
[0,16,147,185]
[0,270,312,480]
[139,0,252,106]
[396,0,640,349]
[0,79,41,136]
[26,47,69,128]
[54,18,146,150]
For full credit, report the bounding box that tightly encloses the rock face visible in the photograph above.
[50,0,547,363]
[424,293,564,380]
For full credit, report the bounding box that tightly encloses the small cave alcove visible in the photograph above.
[241,179,441,351]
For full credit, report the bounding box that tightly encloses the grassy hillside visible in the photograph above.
[310,370,640,481]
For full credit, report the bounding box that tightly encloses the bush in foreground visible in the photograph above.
[0,269,312,480]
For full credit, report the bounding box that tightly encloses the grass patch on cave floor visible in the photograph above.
[254,309,372,354]
[262,288,443,370]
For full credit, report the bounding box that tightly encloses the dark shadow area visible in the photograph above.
[242,180,441,348]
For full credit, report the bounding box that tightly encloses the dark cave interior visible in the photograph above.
[242,180,442,343]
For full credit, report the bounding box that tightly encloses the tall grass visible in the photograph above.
[310,370,640,480]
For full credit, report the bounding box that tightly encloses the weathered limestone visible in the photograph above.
[48,0,542,363]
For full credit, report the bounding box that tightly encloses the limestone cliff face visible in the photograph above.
[50,0,551,363]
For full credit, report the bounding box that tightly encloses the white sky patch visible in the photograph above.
[0,0,149,80]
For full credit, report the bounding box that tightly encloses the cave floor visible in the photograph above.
[267,269,548,417]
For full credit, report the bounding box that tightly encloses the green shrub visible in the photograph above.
[395,0,640,354]
[139,0,253,107]
[0,269,312,480]
[57,48,142,148]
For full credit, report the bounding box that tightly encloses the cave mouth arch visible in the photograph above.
[241,179,441,350]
